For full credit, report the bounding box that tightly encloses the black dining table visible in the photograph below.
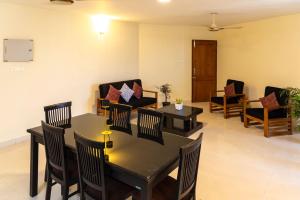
[27,113,193,200]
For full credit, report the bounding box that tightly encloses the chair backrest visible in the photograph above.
[176,133,203,200]
[264,86,289,106]
[137,108,164,144]
[42,121,67,182]
[44,101,72,128]
[227,79,244,94]
[108,103,132,134]
[74,133,107,199]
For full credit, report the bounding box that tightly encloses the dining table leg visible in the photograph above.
[141,182,152,200]
[30,135,39,197]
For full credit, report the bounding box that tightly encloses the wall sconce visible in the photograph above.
[91,15,111,39]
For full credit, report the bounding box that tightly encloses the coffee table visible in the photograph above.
[158,104,203,137]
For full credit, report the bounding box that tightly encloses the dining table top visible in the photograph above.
[27,113,193,183]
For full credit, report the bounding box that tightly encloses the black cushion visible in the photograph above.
[227,79,244,94]
[99,79,142,99]
[119,96,156,109]
[211,96,240,105]
[246,108,288,120]
[264,86,288,106]
[85,177,134,200]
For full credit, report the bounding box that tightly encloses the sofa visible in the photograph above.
[97,79,158,115]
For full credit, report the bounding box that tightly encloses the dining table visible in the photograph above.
[27,113,193,200]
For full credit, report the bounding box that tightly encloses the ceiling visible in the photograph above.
[4,0,300,26]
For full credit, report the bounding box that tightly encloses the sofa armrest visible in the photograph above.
[143,90,158,99]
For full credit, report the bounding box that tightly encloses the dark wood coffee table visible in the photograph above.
[158,104,203,137]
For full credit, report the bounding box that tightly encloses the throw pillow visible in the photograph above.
[224,83,236,96]
[133,82,142,99]
[120,83,134,102]
[260,92,280,111]
[105,85,121,102]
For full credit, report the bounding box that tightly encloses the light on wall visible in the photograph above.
[91,15,111,38]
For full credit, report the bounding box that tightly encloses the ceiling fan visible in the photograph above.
[208,13,242,32]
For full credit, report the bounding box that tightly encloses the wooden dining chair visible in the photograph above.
[44,101,72,128]
[74,133,136,200]
[137,108,164,144]
[210,79,245,118]
[42,121,79,200]
[107,103,132,134]
[133,133,203,200]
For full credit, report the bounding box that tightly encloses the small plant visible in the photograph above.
[175,98,183,104]
[282,87,300,130]
[157,83,171,103]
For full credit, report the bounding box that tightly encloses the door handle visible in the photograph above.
[193,67,196,75]
[192,76,196,80]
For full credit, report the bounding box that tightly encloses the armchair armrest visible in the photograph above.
[245,99,260,103]
[216,90,224,93]
[143,90,158,99]
[225,93,245,98]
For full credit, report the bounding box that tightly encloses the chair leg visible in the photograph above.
[45,176,52,200]
[224,107,228,119]
[244,116,249,128]
[264,121,269,137]
[62,186,69,200]
[209,102,212,113]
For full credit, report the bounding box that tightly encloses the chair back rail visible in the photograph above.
[74,133,107,199]
[42,121,67,182]
[108,103,132,134]
[44,101,72,128]
[137,108,164,144]
[177,133,203,200]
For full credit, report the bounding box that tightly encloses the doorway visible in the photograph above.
[192,40,217,102]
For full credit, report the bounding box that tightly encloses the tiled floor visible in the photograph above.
[1,102,300,200]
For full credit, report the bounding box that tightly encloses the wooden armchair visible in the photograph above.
[244,86,292,137]
[209,79,245,118]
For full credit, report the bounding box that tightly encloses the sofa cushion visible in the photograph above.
[105,85,121,102]
[260,92,280,111]
[264,86,289,106]
[226,79,244,94]
[246,108,287,120]
[133,82,143,99]
[120,83,134,102]
[211,96,240,105]
[99,79,142,99]
[224,83,236,96]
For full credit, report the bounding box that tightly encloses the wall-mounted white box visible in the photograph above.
[3,39,33,62]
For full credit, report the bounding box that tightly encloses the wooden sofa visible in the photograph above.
[97,79,158,115]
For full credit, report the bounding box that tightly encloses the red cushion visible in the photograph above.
[224,83,235,96]
[133,82,142,99]
[105,85,121,102]
[260,92,280,111]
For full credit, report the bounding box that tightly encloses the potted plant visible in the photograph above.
[157,83,171,107]
[175,98,183,110]
[282,87,300,131]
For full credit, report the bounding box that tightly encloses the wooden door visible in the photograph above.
[192,40,217,102]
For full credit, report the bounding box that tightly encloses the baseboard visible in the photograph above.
[0,135,30,149]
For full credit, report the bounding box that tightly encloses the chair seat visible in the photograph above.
[85,177,134,200]
[211,96,240,105]
[51,155,78,185]
[134,176,191,200]
[246,108,288,120]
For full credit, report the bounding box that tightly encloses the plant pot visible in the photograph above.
[175,103,183,110]
[162,102,171,107]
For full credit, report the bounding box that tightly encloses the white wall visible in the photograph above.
[139,24,216,102]
[217,13,300,99]
[0,3,139,143]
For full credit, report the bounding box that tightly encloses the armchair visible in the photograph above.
[244,86,292,137]
[209,79,245,118]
